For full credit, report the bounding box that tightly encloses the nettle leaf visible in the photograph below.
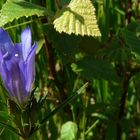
[53,0,101,37]
[60,121,78,140]
[0,0,53,27]
[71,57,118,81]
[122,29,140,55]
[43,24,102,64]
[43,24,81,64]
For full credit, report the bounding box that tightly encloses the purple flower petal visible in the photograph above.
[0,28,15,55]
[25,42,37,93]
[4,55,26,101]
[0,60,12,95]
[21,27,32,61]
[9,61,26,102]
[0,27,36,104]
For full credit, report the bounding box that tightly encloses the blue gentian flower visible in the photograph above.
[0,27,37,104]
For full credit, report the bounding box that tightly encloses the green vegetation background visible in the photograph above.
[0,0,140,140]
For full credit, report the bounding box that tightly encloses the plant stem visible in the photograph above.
[135,0,139,18]
[47,0,56,12]
[81,107,86,140]
[117,72,131,139]
[102,0,109,41]
[30,83,88,135]
[45,39,66,101]
[125,0,132,24]
[55,0,62,9]
[81,90,90,140]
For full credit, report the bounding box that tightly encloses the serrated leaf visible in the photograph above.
[71,57,118,81]
[53,0,101,37]
[43,24,81,64]
[0,0,53,27]
[60,121,78,140]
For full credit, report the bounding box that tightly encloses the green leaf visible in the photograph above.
[0,111,11,120]
[122,29,140,55]
[71,57,118,81]
[36,39,45,54]
[43,24,102,64]
[85,120,99,135]
[0,0,53,27]
[60,121,78,140]
[0,121,21,136]
[53,0,101,37]
[43,24,81,64]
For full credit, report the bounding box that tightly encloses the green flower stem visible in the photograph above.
[81,93,89,140]
[81,106,86,140]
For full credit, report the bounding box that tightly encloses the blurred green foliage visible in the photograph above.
[0,0,140,140]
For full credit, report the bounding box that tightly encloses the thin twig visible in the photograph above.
[117,71,131,139]
[125,0,132,24]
